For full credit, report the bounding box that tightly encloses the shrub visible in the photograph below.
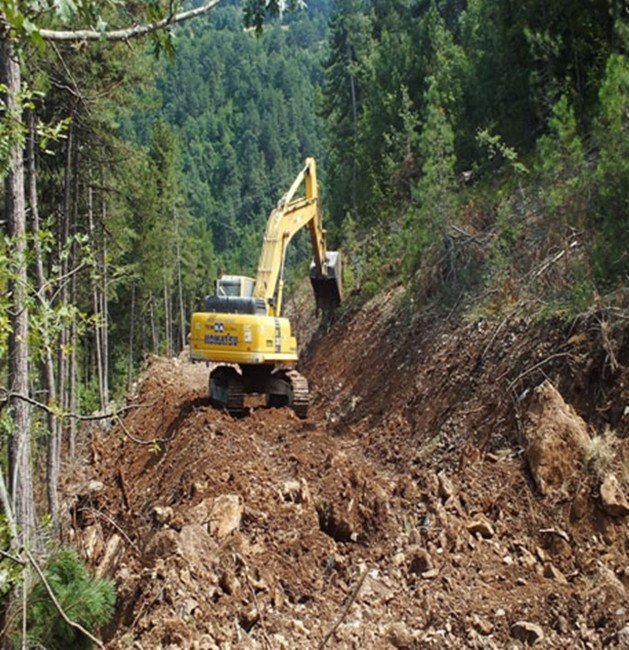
[20,548,115,649]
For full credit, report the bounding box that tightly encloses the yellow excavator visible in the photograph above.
[189,158,342,418]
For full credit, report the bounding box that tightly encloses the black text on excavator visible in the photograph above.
[189,158,341,418]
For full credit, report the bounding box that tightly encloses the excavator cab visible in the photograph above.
[310,251,343,312]
[203,275,267,316]
[215,275,255,298]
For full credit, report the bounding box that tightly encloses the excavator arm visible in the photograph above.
[253,158,342,316]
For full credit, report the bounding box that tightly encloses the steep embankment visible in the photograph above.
[65,288,628,649]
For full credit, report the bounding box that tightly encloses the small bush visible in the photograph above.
[585,428,620,484]
[20,548,115,649]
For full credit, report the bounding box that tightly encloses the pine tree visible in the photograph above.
[406,76,456,272]
[322,0,373,227]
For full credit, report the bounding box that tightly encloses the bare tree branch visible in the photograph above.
[79,506,141,554]
[0,388,154,421]
[39,0,221,42]
[0,548,25,565]
[504,352,572,391]
[0,463,18,545]
[114,412,173,446]
[38,261,87,303]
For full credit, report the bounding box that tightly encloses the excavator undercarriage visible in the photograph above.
[209,365,309,418]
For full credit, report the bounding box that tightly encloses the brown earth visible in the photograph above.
[64,287,628,649]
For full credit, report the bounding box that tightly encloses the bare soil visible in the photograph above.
[65,287,628,649]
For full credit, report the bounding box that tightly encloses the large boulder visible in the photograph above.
[524,381,590,495]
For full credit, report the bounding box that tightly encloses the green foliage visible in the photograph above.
[339,213,360,294]
[321,0,373,227]
[489,200,523,277]
[0,84,37,180]
[591,53,629,286]
[20,548,115,649]
[77,376,102,415]
[124,3,330,280]
[535,95,587,223]
[0,240,11,362]
[404,76,456,275]
[0,519,23,596]
[477,129,529,176]
[316,0,625,318]
[533,275,596,323]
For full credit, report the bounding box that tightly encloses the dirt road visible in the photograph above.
[67,288,628,648]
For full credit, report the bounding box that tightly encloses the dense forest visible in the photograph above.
[137,2,332,272]
[322,0,627,301]
[0,0,627,644]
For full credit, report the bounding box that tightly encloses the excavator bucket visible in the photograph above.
[310,251,342,312]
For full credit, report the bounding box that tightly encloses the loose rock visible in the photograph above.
[472,615,493,635]
[209,495,243,539]
[600,474,629,517]
[386,622,413,649]
[543,562,568,584]
[524,381,590,496]
[511,621,544,645]
[408,547,433,574]
[437,471,454,501]
[466,517,495,539]
[153,505,174,525]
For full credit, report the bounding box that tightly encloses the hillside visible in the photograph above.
[1,0,627,646]
[65,288,628,648]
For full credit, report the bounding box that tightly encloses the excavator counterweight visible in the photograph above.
[189,158,341,418]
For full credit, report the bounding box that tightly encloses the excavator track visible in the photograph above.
[225,381,245,416]
[287,369,309,419]
[210,366,244,416]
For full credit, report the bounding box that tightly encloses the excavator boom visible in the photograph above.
[253,157,342,315]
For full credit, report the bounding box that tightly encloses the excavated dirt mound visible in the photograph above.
[65,292,628,649]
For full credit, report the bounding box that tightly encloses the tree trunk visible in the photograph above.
[68,155,80,458]
[149,294,158,352]
[49,123,74,525]
[128,279,136,391]
[28,106,61,522]
[56,124,73,414]
[101,188,109,406]
[346,40,358,218]
[27,111,46,294]
[87,180,105,410]
[69,285,77,457]
[175,213,186,351]
[28,108,57,431]
[2,34,36,542]
[163,281,171,356]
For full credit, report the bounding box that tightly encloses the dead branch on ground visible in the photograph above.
[318,565,368,649]
[80,506,141,555]
[114,413,172,446]
[498,352,572,390]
